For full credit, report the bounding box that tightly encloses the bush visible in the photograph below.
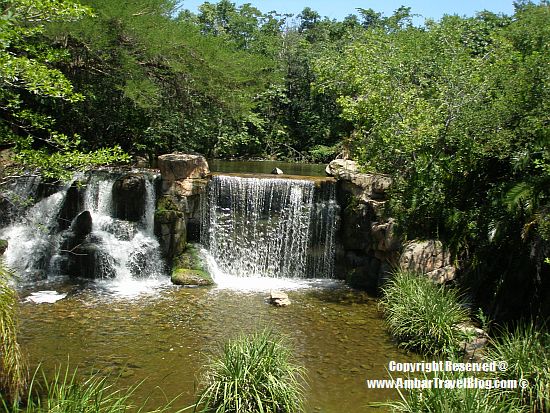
[485,322,549,412]
[193,329,305,413]
[380,271,471,357]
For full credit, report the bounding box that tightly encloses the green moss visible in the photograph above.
[155,195,181,213]
[171,268,213,286]
[171,244,213,286]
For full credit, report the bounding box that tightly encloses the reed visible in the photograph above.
[0,261,27,404]
[193,328,306,413]
[380,270,471,357]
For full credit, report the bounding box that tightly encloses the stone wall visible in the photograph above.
[327,159,456,291]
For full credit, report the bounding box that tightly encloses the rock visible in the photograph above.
[0,239,7,255]
[326,159,359,179]
[134,156,149,168]
[271,167,284,175]
[171,244,213,286]
[170,178,209,198]
[399,240,456,283]
[158,153,209,181]
[112,173,146,221]
[57,181,85,231]
[71,210,92,238]
[171,268,213,286]
[371,219,400,252]
[269,291,291,307]
[457,323,489,361]
[67,238,116,279]
[154,195,186,259]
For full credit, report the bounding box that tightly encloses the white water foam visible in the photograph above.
[201,248,341,292]
[25,290,67,304]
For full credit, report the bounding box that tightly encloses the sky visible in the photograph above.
[179,0,516,22]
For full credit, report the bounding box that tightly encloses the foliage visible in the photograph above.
[0,0,129,177]
[380,271,471,357]
[0,261,27,405]
[484,323,550,412]
[193,328,305,413]
[314,2,550,319]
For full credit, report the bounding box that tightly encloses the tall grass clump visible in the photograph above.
[193,329,305,413]
[0,261,27,404]
[485,322,549,412]
[380,270,471,357]
[3,365,184,413]
[380,369,526,413]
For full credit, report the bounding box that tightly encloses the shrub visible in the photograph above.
[193,329,305,413]
[380,270,471,357]
[485,322,549,412]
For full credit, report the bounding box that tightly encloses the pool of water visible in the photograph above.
[208,159,327,177]
[17,279,416,412]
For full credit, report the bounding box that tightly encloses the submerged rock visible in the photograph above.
[269,291,291,307]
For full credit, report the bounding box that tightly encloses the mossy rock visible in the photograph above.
[156,195,181,213]
[171,268,213,286]
[171,244,213,286]
[0,239,8,255]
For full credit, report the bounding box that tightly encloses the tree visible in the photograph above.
[0,0,127,178]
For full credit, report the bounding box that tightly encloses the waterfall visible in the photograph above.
[201,175,338,281]
[0,180,73,280]
[0,170,166,290]
[78,172,165,281]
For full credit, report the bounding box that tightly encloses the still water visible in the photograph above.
[18,280,415,413]
[208,159,327,177]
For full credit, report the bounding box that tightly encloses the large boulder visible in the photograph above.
[399,240,456,283]
[327,159,392,201]
[158,153,209,181]
[112,173,147,222]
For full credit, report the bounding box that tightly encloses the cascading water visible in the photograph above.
[0,170,167,296]
[201,175,339,287]
[0,179,74,280]
[81,172,166,284]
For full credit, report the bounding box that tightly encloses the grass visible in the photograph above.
[0,261,27,404]
[380,270,471,357]
[484,322,549,413]
[1,365,188,413]
[193,328,306,413]
[379,368,526,413]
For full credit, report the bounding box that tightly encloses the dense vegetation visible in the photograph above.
[1,0,549,317]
